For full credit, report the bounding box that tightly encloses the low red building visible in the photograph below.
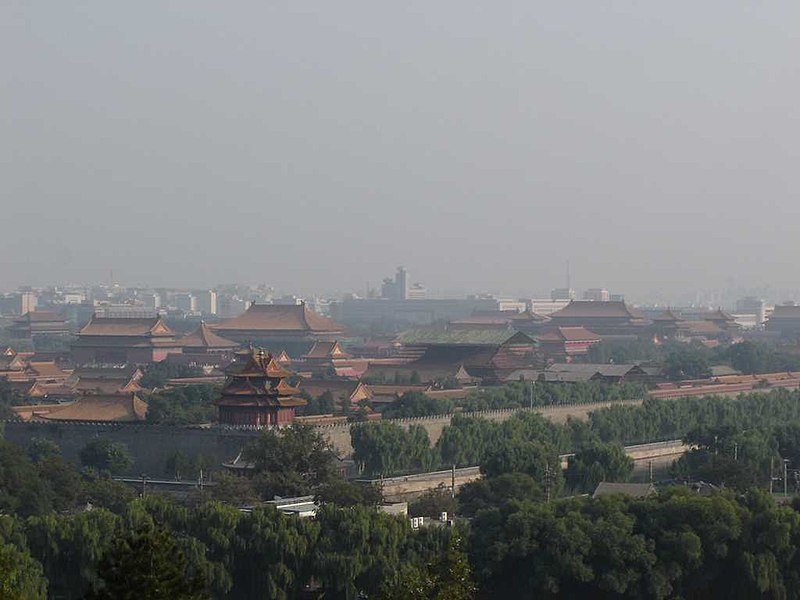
[216,347,307,427]
[536,326,601,360]
[5,310,71,339]
[180,322,239,354]
[72,365,146,395]
[212,302,345,357]
[72,315,183,364]
[300,340,364,377]
[547,301,646,337]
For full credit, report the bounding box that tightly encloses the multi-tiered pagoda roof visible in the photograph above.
[216,347,306,427]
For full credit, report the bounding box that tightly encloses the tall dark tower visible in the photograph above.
[396,266,409,301]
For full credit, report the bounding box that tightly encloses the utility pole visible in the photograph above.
[529,380,534,410]
[451,464,456,499]
[649,460,654,484]
[785,459,789,497]
[770,457,774,494]
[734,442,738,462]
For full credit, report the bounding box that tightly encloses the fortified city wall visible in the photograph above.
[1,399,644,475]
[316,399,644,456]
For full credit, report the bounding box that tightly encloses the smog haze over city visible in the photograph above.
[3,2,800,305]
[10,2,800,600]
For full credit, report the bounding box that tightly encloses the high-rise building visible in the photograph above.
[219,296,248,318]
[736,296,766,326]
[18,291,38,315]
[395,266,409,301]
[380,278,397,300]
[381,266,411,301]
[583,288,610,302]
[196,290,217,315]
[93,304,158,318]
[141,293,161,310]
[174,293,197,313]
[62,292,85,305]
[407,283,427,300]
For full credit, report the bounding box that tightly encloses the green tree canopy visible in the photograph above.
[351,420,436,477]
[0,540,47,600]
[565,443,634,493]
[242,424,337,498]
[87,524,209,600]
[79,438,134,474]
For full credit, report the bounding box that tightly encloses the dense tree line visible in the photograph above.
[726,340,800,375]
[145,384,219,425]
[11,394,800,598]
[351,390,800,479]
[10,427,800,598]
[297,389,336,416]
[565,442,634,493]
[0,438,135,518]
[139,363,204,389]
[587,337,662,364]
[0,379,18,419]
[0,493,468,599]
[0,427,469,599]
[381,391,456,419]
[461,380,647,412]
[351,420,439,477]
[471,488,800,599]
[205,425,384,508]
[588,338,800,378]
[672,421,800,492]
[589,389,800,445]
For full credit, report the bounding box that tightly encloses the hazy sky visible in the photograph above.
[2,2,800,301]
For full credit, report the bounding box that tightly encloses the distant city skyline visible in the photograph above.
[3,2,800,305]
[4,273,800,311]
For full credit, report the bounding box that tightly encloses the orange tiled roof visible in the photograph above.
[78,316,175,337]
[181,323,239,349]
[299,379,372,402]
[214,303,344,333]
[14,310,64,323]
[303,341,350,360]
[27,361,71,380]
[549,300,643,320]
[27,382,76,398]
[536,326,600,342]
[224,347,293,379]
[676,321,722,336]
[12,403,66,421]
[75,376,144,395]
[41,394,148,422]
[72,365,144,380]
[705,309,735,322]
[652,308,682,322]
[276,379,301,396]
[0,355,27,371]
